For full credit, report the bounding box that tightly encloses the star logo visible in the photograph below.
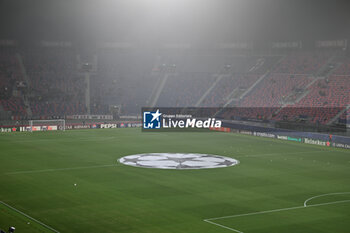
[150,109,162,122]
[143,109,162,129]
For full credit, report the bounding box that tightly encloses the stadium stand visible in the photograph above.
[0,97,26,117]
[0,48,27,119]
[200,74,260,107]
[273,56,350,124]
[295,76,350,107]
[226,51,343,122]
[22,48,86,118]
[239,74,312,107]
[274,76,350,124]
[0,47,348,126]
[333,57,350,76]
[273,51,330,74]
[156,72,215,107]
[94,50,156,114]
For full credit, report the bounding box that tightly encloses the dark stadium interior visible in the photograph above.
[0,1,350,233]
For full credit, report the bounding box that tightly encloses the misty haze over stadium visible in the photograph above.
[0,0,350,233]
[0,0,350,121]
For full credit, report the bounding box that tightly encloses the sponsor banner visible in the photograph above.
[30,126,41,131]
[276,135,288,140]
[19,127,29,132]
[0,127,14,133]
[42,125,58,131]
[65,125,73,130]
[239,130,252,135]
[100,124,117,129]
[66,122,140,129]
[253,132,275,138]
[304,138,330,146]
[120,115,141,120]
[66,115,113,120]
[129,123,142,128]
[17,126,58,132]
[72,125,91,129]
[210,127,231,132]
[332,142,350,149]
[274,135,302,142]
[287,136,302,142]
[272,41,302,49]
[1,121,141,133]
[219,122,349,149]
[315,39,347,48]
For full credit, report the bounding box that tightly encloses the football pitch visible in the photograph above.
[0,128,349,233]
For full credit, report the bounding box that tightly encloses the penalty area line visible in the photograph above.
[304,192,350,207]
[0,201,60,233]
[5,164,118,175]
[204,199,350,232]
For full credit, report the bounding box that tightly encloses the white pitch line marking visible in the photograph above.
[304,192,350,207]
[206,199,350,221]
[204,219,243,233]
[5,164,117,175]
[205,205,304,221]
[0,201,60,233]
[204,197,350,233]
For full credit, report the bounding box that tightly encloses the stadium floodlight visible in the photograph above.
[29,119,66,132]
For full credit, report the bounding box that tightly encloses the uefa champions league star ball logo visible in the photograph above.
[118,153,239,170]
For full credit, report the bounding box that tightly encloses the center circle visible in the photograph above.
[118,153,239,170]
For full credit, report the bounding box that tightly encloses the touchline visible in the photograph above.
[162,118,222,128]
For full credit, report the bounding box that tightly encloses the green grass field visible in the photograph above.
[0,128,349,233]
